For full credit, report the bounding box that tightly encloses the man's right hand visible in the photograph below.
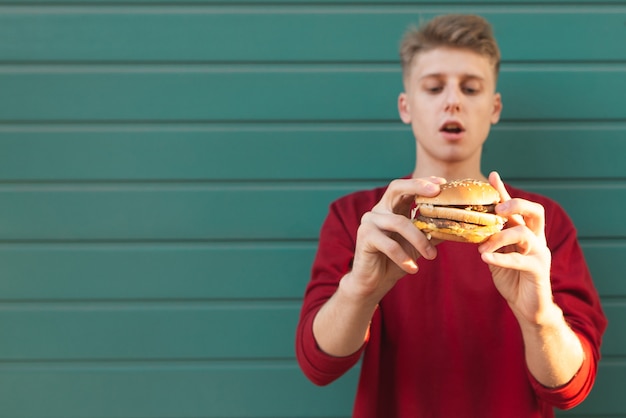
[342,176,445,304]
[312,176,444,357]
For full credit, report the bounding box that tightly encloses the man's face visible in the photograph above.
[398,47,502,167]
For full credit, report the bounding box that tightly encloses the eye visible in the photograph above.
[461,82,482,95]
[424,85,443,94]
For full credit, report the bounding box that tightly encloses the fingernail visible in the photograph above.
[404,259,418,272]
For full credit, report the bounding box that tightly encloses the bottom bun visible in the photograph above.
[413,219,502,244]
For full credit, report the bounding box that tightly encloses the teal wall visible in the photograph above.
[0,1,624,417]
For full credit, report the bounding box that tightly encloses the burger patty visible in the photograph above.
[448,204,496,213]
[415,215,484,229]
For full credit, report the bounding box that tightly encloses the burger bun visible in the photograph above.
[412,179,507,244]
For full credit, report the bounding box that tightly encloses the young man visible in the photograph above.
[296,14,607,417]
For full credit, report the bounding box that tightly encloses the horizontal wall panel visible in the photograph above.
[0,8,623,62]
[0,301,622,361]
[484,124,626,181]
[0,362,623,417]
[4,0,625,4]
[0,184,623,241]
[0,362,358,418]
[1,123,624,181]
[0,302,300,360]
[0,243,315,300]
[0,241,620,301]
[3,0,623,3]
[0,185,355,241]
[581,242,626,298]
[509,183,624,239]
[1,68,624,121]
[598,303,626,358]
[0,127,414,182]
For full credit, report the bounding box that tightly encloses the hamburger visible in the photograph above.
[412,179,507,244]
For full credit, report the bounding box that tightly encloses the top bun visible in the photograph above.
[414,179,501,205]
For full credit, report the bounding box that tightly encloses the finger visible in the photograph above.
[481,250,532,272]
[495,199,546,241]
[480,244,550,279]
[361,211,437,260]
[489,171,525,227]
[374,233,421,274]
[489,171,512,202]
[479,225,534,256]
[374,177,445,215]
[357,222,419,274]
[428,176,448,185]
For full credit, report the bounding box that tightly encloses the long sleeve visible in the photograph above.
[529,334,598,410]
[523,192,607,409]
[295,188,382,385]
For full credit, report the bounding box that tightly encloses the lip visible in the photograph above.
[439,119,466,141]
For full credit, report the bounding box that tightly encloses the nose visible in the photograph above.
[444,88,461,113]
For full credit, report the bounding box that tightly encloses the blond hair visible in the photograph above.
[400,14,501,82]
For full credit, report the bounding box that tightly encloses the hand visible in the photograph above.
[478,172,555,325]
[342,177,445,303]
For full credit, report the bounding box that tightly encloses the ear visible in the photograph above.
[490,92,503,124]
[398,92,411,124]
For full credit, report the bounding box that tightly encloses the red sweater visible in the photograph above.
[296,183,607,418]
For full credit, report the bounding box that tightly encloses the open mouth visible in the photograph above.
[440,122,464,134]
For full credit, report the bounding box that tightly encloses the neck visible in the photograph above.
[412,162,486,182]
[412,145,487,182]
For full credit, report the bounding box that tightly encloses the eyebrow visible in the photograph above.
[419,73,486,82]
